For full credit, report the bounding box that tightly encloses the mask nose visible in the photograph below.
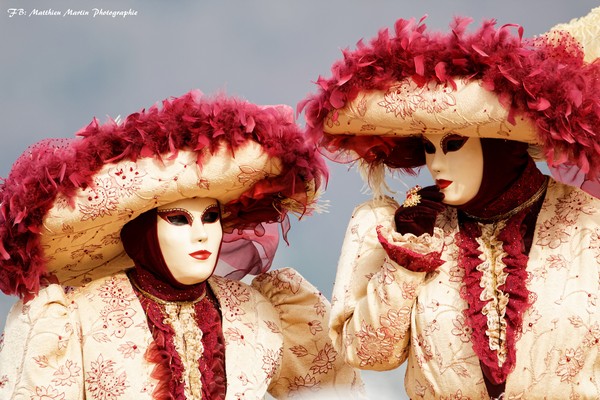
[427,151,446,174]
[191,221,209,242]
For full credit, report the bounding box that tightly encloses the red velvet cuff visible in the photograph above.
[376,226,444,273]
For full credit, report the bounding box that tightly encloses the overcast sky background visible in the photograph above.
[1,1,598,397]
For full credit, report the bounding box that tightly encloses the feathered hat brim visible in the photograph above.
[0,91,326,298]
[301,8,600,179]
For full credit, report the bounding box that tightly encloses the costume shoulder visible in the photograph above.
[0,284,84,399]
[251,267,364,399]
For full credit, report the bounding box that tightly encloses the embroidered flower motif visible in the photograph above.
[0,375,8,388]
[98,276,133,309]
[270,269,302,294]
[521,307,541,334]
[401,281,417,300]
[100,233,121,246]
[555,347,584,383]
[238,165,269,186]
[34,355,50,368]
[307,320,323,336]
[261,348,282,379]
[377,259,397,287]
[440,389,469,400]
[357,95,368,116]
[51,360,81,387]
[378,80,421,119]
[415,334,434,362]
[213,280,250,322]
[100,308,136,339]
[414,379,432,397]
[54,195,70,211]
[379,307,410,341]
[313,298,326,317]
[451,315,473,343]
[290,345,309,358]
[71,245,103,263]
[354,322,394,367]
[536,218,570,249]
[590,228,600,263]
[224,327,246,345]
[196,178,210,190]
[237,372,250,386]
[117,342,140,359]
[85,355,128,400]
[583,323,600,348]
[108,162,145,197]
[139,379,156,395]
[288,374,319,394]
[555,190,597,224]
[310,343,337,375]
[417,83,457,113]
[448,263,464,283]
[79,177,119,221]
[264,320,281,333]
[325,110,341,129]
[31,385,66,400]
[360,124,377,132]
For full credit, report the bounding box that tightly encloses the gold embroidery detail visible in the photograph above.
[403,185,422,207]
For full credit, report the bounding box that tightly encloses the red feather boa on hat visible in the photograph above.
[0,91,327,299]
[300,16,600,179]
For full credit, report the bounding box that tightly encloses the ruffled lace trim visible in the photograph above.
[132,279,226,399]
[376,225,445,272]
[476,222,510,366]
[458,211,532,385]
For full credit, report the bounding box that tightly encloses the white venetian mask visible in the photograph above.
[156,197,223,285]
[422,133,483,206]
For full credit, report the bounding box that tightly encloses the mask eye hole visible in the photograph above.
[422,138,436,154]
[158,209,193,226]
[201,205,220,224]
[441,134,468,154]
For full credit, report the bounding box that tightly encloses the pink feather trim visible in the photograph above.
[300,16,600,181]
[0,91,328,298]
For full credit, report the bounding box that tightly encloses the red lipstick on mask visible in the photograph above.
[189,250,211,260]
[436,179,452,189]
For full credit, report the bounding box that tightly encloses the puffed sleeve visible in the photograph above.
[329,198,444,371]
[251,267,363,399]
[0,284,84,400]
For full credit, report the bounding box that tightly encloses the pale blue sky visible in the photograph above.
[1,1,597,397]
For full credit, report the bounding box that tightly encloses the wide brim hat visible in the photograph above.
[0,91,327,299]
[300,8,600,182]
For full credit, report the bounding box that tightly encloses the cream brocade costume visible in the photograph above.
[0,267,360,399]
[330,178,600,399]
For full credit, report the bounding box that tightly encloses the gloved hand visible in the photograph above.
[394,185,445,236]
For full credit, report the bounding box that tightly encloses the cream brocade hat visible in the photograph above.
[0,91,326,299]
[301,7,600,189]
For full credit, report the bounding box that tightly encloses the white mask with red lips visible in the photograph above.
[156,197,223,285]
[422,133,484,206]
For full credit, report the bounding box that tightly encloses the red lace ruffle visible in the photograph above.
[132,279,226,399]
[457,211,532,385]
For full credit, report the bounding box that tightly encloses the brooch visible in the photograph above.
[402,185,422,207]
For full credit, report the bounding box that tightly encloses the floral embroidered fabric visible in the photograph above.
[330,179,600,398]
[0,269,361,399]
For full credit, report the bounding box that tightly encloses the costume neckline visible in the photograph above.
[460,176,548,223]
